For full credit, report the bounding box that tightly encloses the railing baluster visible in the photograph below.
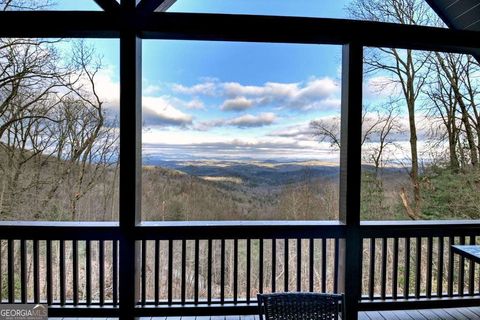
[194,239,199,304]
[469,235,475,295]
[168,240,173,305]
[233,239,238,303]
[155,240,160,305]
[321,238,327,293]
[59,240,65,306]
[246,238,251,302]
[20,239,27,303]
[296,238,301,292]
[219,239,224,303]
[392,237,398,299]
[284,238,289,292]
[271,239,276,293]
[141,239,146,306]
[369,238,375,300]
[207,239,212,304]
[309,238,314,292]
[182,240,187,304]
[381,238,387,300]
[404,237,410,299]
[73,240,79,306]
[99,240,104,306]
[46,240,52,305]
[8,239,14,303]
[448,236,454,297]
[86,240,91,306]
[426,237,433,298]
[112,240,118,307]
[259,239,263,294]
[334,237,339,293]
[437,236,444,297]
[459,236,465,296]
[415,237,421,299]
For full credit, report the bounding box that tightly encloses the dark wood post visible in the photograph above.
[119,0,142,318]
[338,43,363,320]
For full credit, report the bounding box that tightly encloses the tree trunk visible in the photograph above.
[448,130,460,170]
[457,96,478,167]
[400,187,420,220]
[406,75,421,217]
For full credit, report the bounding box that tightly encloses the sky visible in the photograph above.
[146,0,349,161]
[53,0,439,163]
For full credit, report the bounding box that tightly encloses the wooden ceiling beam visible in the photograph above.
[0,10,478,57]
[137,0,176,13]
[93,0,121,11]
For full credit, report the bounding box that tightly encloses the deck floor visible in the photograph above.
[51,307,480,319]
[359,307,480,319]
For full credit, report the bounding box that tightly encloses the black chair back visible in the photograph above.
[257,292,345,320]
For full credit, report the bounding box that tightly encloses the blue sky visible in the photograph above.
[56,0,348,18]
[53,0,435,163]
[147,1,349,161]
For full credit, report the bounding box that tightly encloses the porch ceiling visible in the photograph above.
[426,0,480,60]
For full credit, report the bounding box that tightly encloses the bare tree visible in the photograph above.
[0,35,74,216]
[310,104,401,171]
[425,55,461,170]
[425,50,480,172]
[346,0,435,219]
[0,0,53,11]
[311,104,409,219]
[365,107,402,175]
[310,117,341,150]
[0,24,119,220]
[433,52,478,167]
[459,55,480,164]
[39,40,119,220]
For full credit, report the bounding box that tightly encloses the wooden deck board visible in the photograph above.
[443,308,472,320]
[466,307,480,316]
[375,310,402,320]
[455,307,480,319]
[364,311,388,320]
[383,311,414,320]
[417,309,446,320]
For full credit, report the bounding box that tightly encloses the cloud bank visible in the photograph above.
[173,77,341,111]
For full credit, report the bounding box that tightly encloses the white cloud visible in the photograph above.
[268,123,316,140]
[223,82,298,98]
[227,112,277,128]
[157,96,206,111]
[143,96,193,127]
[185,98,205,110]
[221,97,254,111]
[142,135,338,161]
[172,80,218,96]
[222,78,339,110]
[196,112,277,130]
[295,78,338,101]
[169,77,340,112]
[143,84,162,95]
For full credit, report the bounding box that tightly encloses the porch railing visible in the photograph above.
[1,221,480,317]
